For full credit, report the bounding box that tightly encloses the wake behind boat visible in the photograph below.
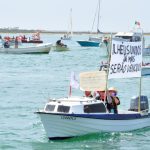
[0,43,52,54]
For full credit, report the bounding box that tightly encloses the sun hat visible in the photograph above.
[108,87,117,92]
[99,87,106,91]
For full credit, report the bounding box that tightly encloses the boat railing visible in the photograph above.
[48,98,100,103]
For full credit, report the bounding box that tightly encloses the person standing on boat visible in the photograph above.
[15,37,18,48]
[95,89,105,100]
[4,40,10,48]
[107,87,120,114]
[95,88,120,113]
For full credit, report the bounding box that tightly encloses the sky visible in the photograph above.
[0,0,149,32]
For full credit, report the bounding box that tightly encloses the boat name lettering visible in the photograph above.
[61,116,76,120]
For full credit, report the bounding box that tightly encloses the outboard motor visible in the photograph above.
[129,95,149,112]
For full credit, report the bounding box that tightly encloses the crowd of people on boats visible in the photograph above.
[0,32,43,48]
[0,35,22,48]
[84,87,120,114]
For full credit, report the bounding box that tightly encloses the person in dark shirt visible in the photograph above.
[95,87,120,114]
[4,40,10,48]
[107,87,120,114]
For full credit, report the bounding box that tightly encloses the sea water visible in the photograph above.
[0,33,150,150]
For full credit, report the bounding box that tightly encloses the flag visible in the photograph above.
[69,72,79,96]
[135,21,140,26]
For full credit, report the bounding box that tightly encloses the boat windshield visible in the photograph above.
[84,103,106,113]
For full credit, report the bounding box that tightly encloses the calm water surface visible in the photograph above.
[0,33,150,150]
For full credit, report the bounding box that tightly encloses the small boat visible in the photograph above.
[36,95,149,140]
[22,39,43,44]
[77,40,100,47]
[0,43,52,54]
[77,0,102,47]
[36,34,150,140]
[21,32,43,43]
[61,34,72,40]
[53,39,69,51]
[52,45,69,51]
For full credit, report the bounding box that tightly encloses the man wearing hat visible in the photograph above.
[94,88,106,100]
[107,87,120,113]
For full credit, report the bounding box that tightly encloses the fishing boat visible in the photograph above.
[37,96,149,141]
[36,37,150,140]
[77,40,100,47]
[21,32,43,43]
[52,45,69,51]
[0,43,52,54]
[22,39,43,44]
[52,39,69,51]
[77,0,102,47]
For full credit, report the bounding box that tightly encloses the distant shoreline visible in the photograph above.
[1,29,150,35]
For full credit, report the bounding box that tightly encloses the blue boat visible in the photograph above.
[77,40,100,47]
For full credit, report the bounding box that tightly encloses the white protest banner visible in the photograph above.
[108,40,142,79]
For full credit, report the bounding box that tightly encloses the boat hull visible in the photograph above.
[142,66,150,76]
[77,40,100,47]
[52,45,69,51]
[0,43,52,54]
[37,112,150,139]
[143,48,150,56]
[22,40,43,43]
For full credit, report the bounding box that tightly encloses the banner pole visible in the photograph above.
[138,30,143,112]
[105,33,112,100]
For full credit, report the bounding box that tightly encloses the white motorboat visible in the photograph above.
[0,43,52,54]
[36,37,150,140]
[52,45,69,52]
[37,72,150,140]
[37,93,149,140]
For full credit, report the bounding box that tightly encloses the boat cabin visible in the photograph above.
[114,32,142,42]
[44,97,107,114]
